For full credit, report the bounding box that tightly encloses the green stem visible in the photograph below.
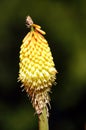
[31,26,34,31]
[38,107,49,130]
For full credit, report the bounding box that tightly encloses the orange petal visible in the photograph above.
[32,24,41,29]
[35,28,46,35]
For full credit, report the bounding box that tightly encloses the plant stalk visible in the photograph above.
[38,107,49,130]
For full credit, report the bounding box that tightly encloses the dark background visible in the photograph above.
[0,0,86,130]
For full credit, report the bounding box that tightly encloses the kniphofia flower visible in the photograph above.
[18,16,57,115]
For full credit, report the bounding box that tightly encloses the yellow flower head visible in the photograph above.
[18,16,57,115]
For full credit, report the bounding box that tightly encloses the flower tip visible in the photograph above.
[26,16,33,28]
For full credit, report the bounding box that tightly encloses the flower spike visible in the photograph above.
[18,16,57,115]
